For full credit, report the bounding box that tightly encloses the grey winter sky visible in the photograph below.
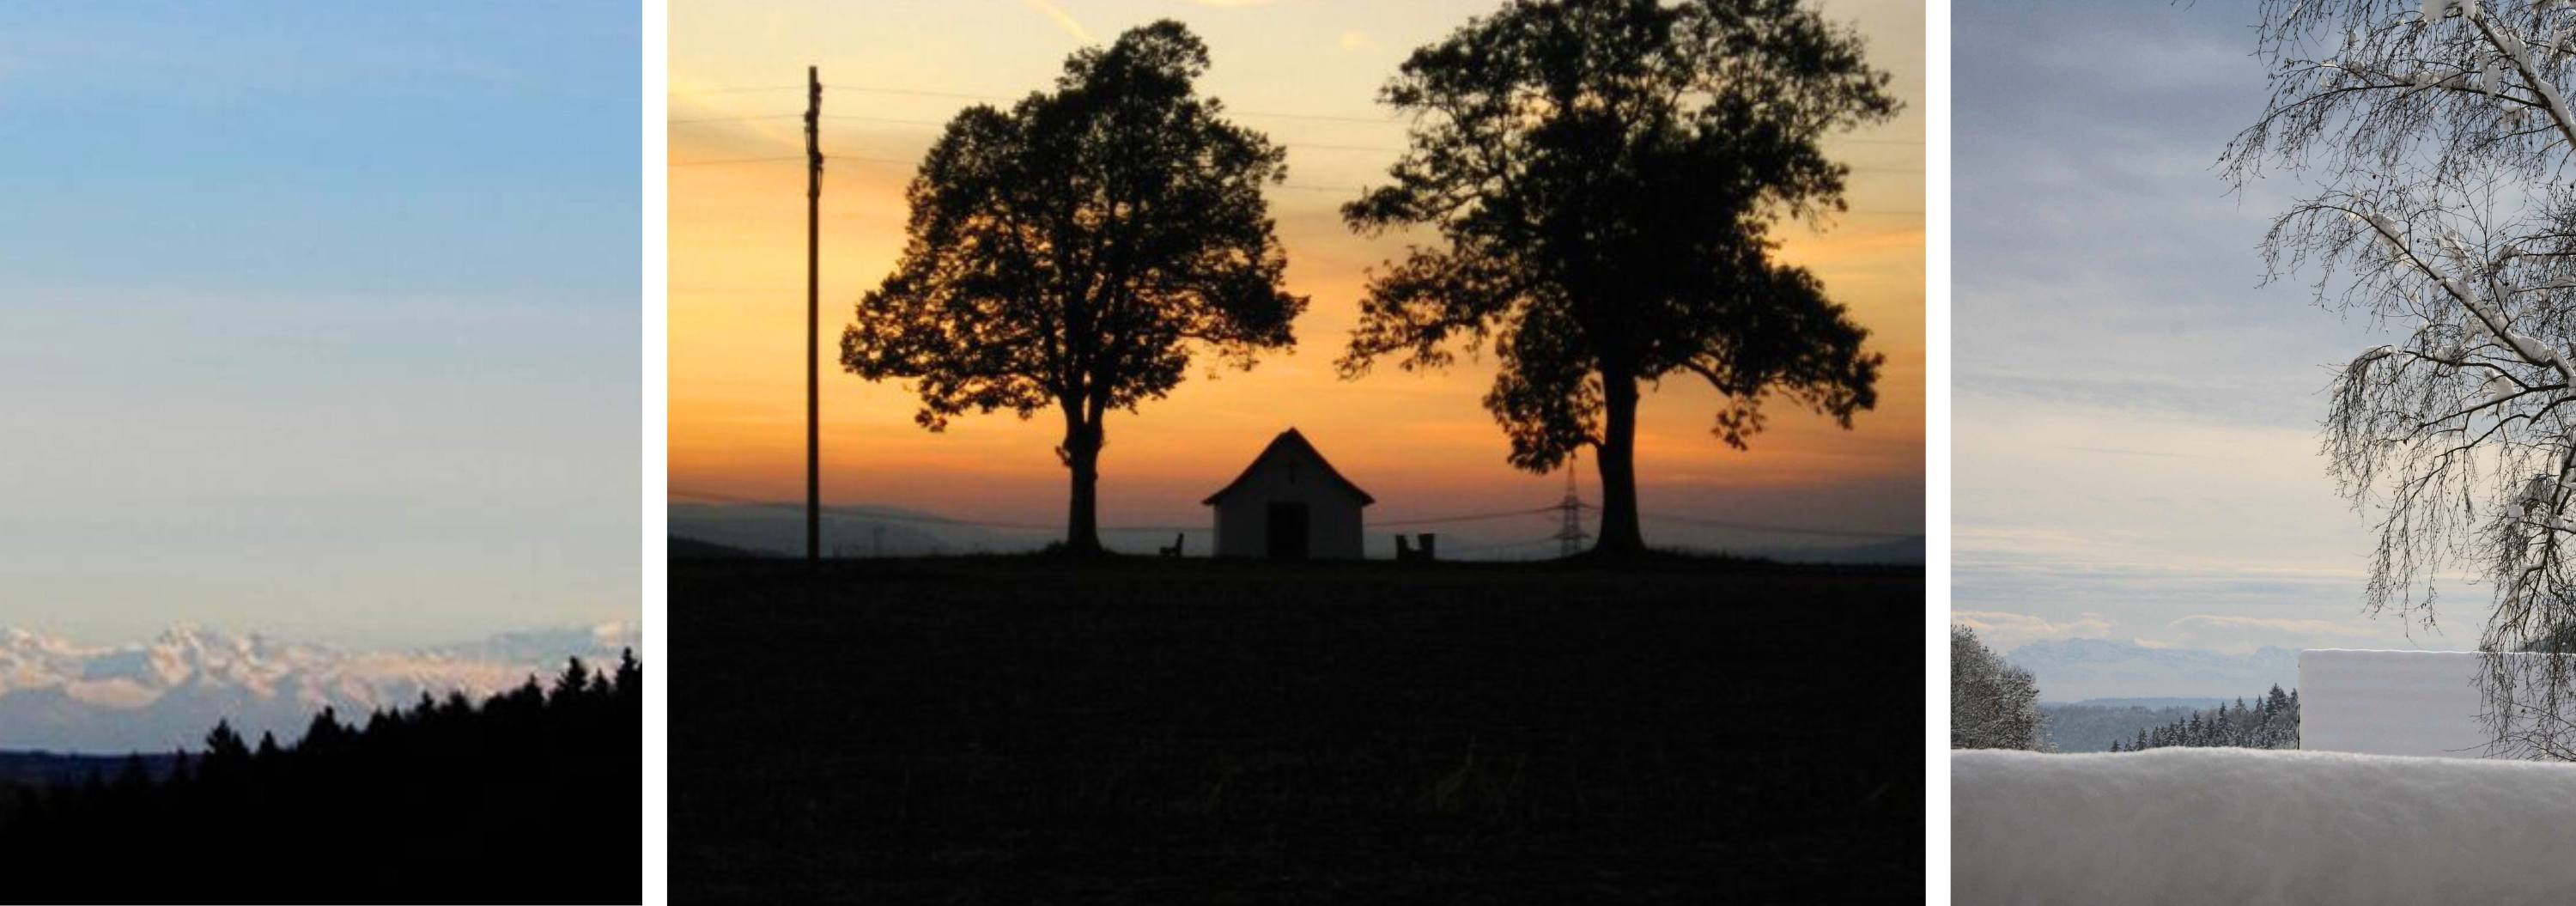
[1953,0,2462,655]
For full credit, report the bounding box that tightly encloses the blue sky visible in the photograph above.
[1952,0,2459,655]
[0,2,638,648]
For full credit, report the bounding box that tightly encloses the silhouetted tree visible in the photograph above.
[202,720,249,781]
[1340,0,1897,553]
[616,648,641,699]
[300,707,347,757]
[556,656,592,704]
[843,21,1305,556]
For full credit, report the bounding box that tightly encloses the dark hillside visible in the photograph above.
[672,556,1922,903]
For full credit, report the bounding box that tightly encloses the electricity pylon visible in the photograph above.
[1553,453,1589,558]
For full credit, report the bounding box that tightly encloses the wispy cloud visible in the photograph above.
[2164,614,2383,653]
[1019,0,1095,44]
[1953,610,2118,647]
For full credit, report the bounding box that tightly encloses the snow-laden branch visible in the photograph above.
[2244,2,2576,757]
[2350,208,2574,377]
[2463,1,2576,151]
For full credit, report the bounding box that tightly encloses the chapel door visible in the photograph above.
[1265,502,1309,559]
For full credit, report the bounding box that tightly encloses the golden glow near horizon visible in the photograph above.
[670,0,1923,538]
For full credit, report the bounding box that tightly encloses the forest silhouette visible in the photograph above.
[0,654,641,903]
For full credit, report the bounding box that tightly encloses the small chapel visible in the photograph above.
[1200,428,1374,559]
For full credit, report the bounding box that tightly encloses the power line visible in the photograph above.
[668,155,807,167]
[1234,109,1397,125]
[668,155,914,167]
[688,115,1920,171]
[666,155,1924,214]
[1444,534,1565,555]
[820,83,1005,102]
[669,114,800,125]
[1371,508,1558,527]
[680,82,1923,144]
[823,83,1398,124]
[818,114,949,127]
[671,487,1195,532]
[1637,512,1922,540]
[670,157,1927,215]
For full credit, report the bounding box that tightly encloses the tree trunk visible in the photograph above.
[1061,414,1106,556]
[1594,370,1646,555]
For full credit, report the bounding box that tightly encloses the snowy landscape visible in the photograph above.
[1953,747,2576,902]
[1958,631,2576,897]
[0,623,641,753]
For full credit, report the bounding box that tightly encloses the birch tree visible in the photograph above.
[2225,0,2576,757]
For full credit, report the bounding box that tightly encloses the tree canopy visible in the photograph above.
[2224,0,2576,757]
[1340,0,1896,553]
[843,20,1304,555]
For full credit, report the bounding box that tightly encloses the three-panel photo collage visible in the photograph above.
[9,0,2576,902]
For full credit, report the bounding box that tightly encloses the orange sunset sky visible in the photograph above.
[669,0,1924,553]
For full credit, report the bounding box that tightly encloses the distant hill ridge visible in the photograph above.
[669,501,1923,564]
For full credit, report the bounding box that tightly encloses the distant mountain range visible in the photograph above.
[670,502,1923,564]
[0,623,639,754]
[670,502,1018,557]
[2003,638,2300,702]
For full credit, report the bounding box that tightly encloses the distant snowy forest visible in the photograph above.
[1957,625,2302,753]
[2104,687,2300,752]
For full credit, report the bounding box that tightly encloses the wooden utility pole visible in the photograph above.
[805,66,823,562]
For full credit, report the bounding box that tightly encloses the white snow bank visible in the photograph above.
[2300,648,2573,758]
[1953,748,2576,904]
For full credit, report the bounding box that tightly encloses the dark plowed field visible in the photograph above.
[672,556,1923,903]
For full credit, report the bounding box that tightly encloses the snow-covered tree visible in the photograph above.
[1952,625,2055,751]
[2226,0,2576,759]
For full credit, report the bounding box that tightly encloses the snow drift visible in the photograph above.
[1953,748,2576,904]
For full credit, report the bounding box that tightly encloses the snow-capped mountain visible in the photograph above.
[2006,638,2300,702]
[0,623,641,754]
